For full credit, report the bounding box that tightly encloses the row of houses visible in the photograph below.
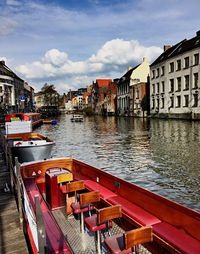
[1,30,200,120]
[65,30,200,120]
[64,57,150,117]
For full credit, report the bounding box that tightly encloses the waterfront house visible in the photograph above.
[0,60,24,113]
[150,30,200,120]
[104,81,117,115]
[116,57,150,116]
[91,79,112,114]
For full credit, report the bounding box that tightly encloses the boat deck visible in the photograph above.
[53,208,152,254]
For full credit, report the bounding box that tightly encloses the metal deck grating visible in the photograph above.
[53,208,152,254]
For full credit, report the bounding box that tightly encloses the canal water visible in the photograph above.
[38,114,200,212]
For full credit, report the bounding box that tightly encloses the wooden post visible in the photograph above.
[35,194,47,254]
[15,157,23,226]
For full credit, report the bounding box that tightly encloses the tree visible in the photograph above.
[41,83,60,106]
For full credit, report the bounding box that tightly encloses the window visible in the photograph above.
[184,75,189,90]
[194,53,199,65]
[193,93,198,107]
[161,81,165,93]
[176,77,181,92]
[184,95,189,107]
[161,66,165,76]
[152,70,155,79]
[136,89,139,99]
[193,73,198,89]
[156,68,160,77]
[184,57,189,68]
[152,84,155,94]
[176,59,181,71]
[176,96,181,108]
[169,62,174,72]
[156,99,159,110]
[161,98,164,108]
[157,83,159,94]
[170,97,174,108]
[0,86,2,93]
[169,79,174,92]
[152,98,155,109]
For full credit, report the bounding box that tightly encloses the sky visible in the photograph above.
[0,0,200,93]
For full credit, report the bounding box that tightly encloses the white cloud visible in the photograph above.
[16,39,162,92]
[43,49,69,67]
[89,39,162,65]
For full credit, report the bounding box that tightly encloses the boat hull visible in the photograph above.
[19,157,200,254]
[11,143,54,163]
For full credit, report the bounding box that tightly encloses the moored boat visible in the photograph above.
[5,112,42,129]
[70,114,83,122]
[5,132,55,163]
[42,119,58,125]
[17,157,200,254]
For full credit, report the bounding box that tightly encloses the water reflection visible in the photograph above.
[38,115,200,211]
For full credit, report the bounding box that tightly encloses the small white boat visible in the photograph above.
[5,132,55,163]
[70,114,83,122]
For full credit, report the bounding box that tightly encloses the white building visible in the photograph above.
[150,31,200,120]
[116,57,150,116]
[0,60,24,112]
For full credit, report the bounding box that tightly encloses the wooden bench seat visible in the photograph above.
[107,195,161,226]
[153,222,200,254]
[84,180,117,199]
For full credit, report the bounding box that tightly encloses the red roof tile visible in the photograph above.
[96,79,112,87]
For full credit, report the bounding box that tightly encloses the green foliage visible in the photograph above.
[41,83,60,106]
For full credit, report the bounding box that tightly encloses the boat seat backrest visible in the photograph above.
[125,226,153,249]
[66,180,85,193]
[98,205,122,225]
[80,191,100,206]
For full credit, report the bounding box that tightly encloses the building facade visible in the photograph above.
[0,60,24,113]
[150,31,200,120]
[117,57,150,116]
[91,79,112,114]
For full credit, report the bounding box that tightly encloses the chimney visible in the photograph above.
[0,60,5,65]
[163,45,171,52]
[196,30,200,37]
[127,66,132,71]
[143,57,148,63]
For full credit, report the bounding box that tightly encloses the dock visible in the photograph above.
[0,145,29,254]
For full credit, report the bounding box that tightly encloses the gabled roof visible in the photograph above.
[122,65,140,79]
[151,31,200,66]
[0,60,24,81]
[96,79,112,87]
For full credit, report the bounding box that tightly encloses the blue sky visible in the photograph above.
[1,0,200,93]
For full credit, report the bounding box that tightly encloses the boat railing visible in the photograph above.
[13,158,48,254]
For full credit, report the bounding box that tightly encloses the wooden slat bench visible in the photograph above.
[107,195,200,254]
